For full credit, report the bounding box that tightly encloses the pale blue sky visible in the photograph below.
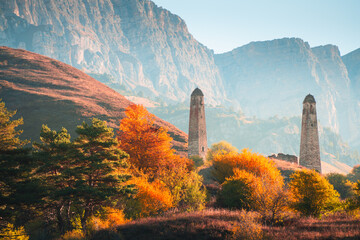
[152,0,360,55]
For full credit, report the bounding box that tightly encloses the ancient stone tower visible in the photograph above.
[188,88,208,159]
[299,94,321,173]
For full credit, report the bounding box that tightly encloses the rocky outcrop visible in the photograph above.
[0,0,226,105]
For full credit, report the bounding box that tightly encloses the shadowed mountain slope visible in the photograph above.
[0,46,187,153]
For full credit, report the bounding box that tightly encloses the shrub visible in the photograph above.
[289,169,340,217]
[190,155,204,168]
[326,173,354,199]
[0,223,29,240]
[217,169,257,210]
[159,169,207,212]
[212,149,282,185]
[125,177,173,218]
[206,141,238,162]
[87,207,128,235]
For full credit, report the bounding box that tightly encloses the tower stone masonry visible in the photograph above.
[299,94,321,173]
[188,88,208,159]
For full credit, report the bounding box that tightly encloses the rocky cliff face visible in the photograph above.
[342,48,360,147]
[0,0,225,105]
[215,38,358,147]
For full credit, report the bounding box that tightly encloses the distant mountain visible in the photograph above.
[343,48,360,97]
[0,0,226,105]
[215,38,359,149]
[0,46,187,153]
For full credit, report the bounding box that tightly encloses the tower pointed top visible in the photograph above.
[191,88,204,97]
[303,94,316,103]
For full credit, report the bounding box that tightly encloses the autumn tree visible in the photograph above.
[206,141,238,162]
[289,169,340,217]
[118,104,206,212]
[117,104,188,177]
[0,99,28,151]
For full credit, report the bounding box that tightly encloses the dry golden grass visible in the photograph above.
[90,209,262,240]
[263,212,360,240]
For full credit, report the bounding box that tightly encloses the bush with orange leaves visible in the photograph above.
[212,149,283,185]
[87,207,128,232]
[125,177,174,219]
[215,150,288,223]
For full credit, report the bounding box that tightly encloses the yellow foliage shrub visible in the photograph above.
[87,207,128,233]
[289,169,340,217]
[125,177,173,218]
[212,149,283,185]
[0,223,29,240]
[218,167,288,222]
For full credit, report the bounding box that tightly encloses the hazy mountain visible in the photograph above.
[0,0,226,105]
[215,38,359,148]
[343,48,360,97]
[0,46,187,154]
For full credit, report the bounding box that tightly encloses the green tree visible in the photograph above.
[33,125,75,233]
[347,165,360,182]
[289,169,340,217]
[0,100,39,225]
[72,118,133,231]
[0,99,28,150]
[33,119,134,234]
[326,173,354,199]
[206,141,238,162]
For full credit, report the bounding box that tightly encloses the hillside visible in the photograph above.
[0,46,187,153]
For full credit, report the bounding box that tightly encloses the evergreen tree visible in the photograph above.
[73,118,133,231]
[0,100,39,225]
[33,125,75,233]
[0,99,28,150]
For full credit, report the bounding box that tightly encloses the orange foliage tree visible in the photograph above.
[117,104,206,213]
[117,104,189,177]
[212,148,283,185]
[125,177,174,218]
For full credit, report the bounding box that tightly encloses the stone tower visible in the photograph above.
[299,94,321,173]
[188,88,208,159]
